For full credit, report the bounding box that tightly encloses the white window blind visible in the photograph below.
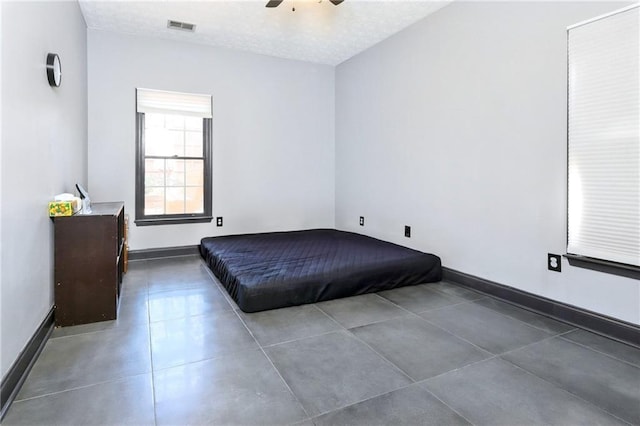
[567,5,640,267]
[136,88,212,118]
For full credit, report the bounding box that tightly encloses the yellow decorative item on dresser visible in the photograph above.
[48,201,74,217]
[49,193,82,217]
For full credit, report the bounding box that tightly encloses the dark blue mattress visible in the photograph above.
[200,229,442,312]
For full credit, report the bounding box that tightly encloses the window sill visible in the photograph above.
[564,254,640,280]
[135,216,213,226]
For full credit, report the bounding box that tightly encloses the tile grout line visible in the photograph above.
[147,302,235,325]
[468,297,580,335]
[413,328,632,425]
[138,268,159,426]
[413,299,480,315]
[373,290,468,316]
[501,357,636,426]
[422,281,588,338]
[310,304,420,383]
[260,328,346,350]
[414,301,576,357]
[418,313,508,355]
[314,290,439,328]
[422,284,487,304]
[402,332,584,394]
[418,353,501,384]
[241,304,345,348]
[311,304,349,330]
[316,297,491,385]
[407,313,496,357]
[557,335,640,369]
[454,324,640,422]
[11,372,153,404]
[146,268,221,296]
[149,347,257,374]
[412,329,580,387]
[308,382,417,421]
[317,307,411,330]
[49,324,141,341]
[372,291,504,357]
[450,300,564,336]
[377,288,476,315]
[231,304,314,422]
[420,387,478,426]
[343,330,417,383]
[146,283,219,297]
[497,328,577,357]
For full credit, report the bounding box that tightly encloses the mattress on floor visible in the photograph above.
[200,229,442,313]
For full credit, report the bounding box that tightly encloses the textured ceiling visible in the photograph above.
[79,0,451,65]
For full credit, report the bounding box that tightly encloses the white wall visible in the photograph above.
[1,1,87,378]
[335,1,639,324]
[87,31,335,250]
[0,3,4,376]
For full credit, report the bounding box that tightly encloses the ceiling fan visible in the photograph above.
[266,0,344,8]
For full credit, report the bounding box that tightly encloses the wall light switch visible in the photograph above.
[359,216,364,226]
[216,217,223,227]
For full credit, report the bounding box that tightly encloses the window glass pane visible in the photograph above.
[168,130,185,157]
[145,159,165,187]
[144,127,171,156]
[185,131,203,157]
[145,113,165,129]
[185,160,203,186]
[166,187,185,214]
[166,159,185,186]
[186,187,204,214]
[185,116,202,131]
[145,187,165,215]
[165,115,185,130]
[144,113,188,157]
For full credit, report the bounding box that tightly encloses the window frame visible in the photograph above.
[135,112,213,226]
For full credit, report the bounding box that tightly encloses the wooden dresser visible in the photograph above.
[53,202,125,326]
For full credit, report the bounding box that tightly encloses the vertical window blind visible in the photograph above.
[567,5,639,267]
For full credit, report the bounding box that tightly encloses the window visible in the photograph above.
[135,89,213,225]
[566,5,639,273]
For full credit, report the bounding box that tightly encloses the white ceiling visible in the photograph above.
[78,0,451,65]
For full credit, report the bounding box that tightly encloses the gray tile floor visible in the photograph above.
[4,255,640,425]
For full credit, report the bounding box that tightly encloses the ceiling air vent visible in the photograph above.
[167,20,196,32]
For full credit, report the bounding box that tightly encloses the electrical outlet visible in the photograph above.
[404,225,411,238]
[548,253,561,272]
[359,216,364,226]
[216,217,223,227]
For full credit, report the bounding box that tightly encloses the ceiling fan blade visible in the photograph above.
[329,0,344,5]
[265,0,284,7]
